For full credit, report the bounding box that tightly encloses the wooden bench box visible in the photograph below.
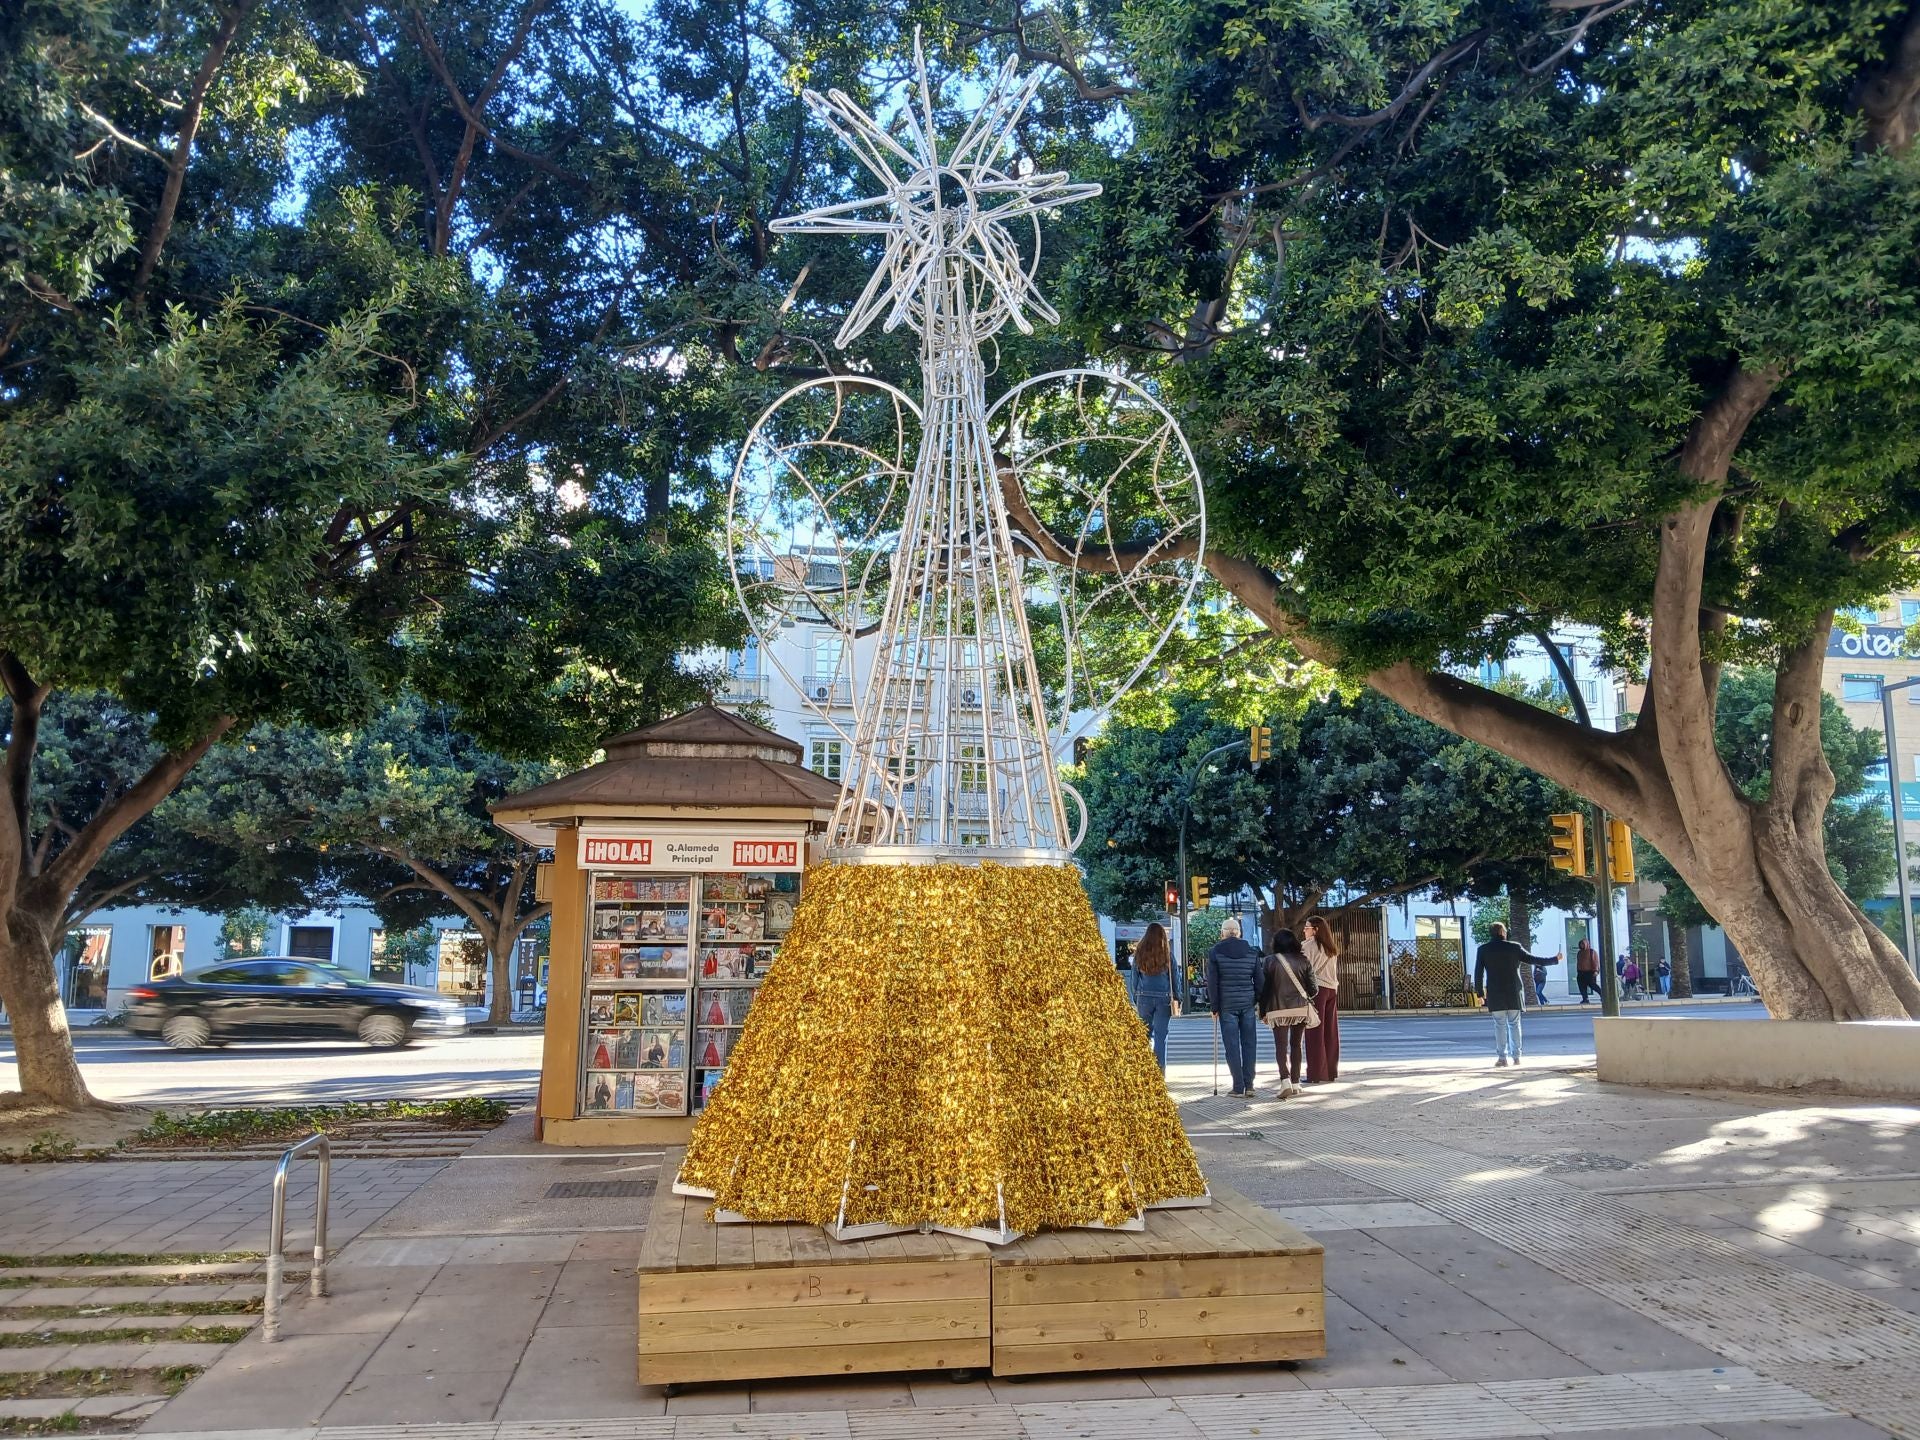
[636,1176,991,1386]
[989,1190,1325,1375]
[636,1154,1325,1387]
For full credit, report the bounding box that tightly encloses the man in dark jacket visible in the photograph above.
[1206,918,1265,1098]
[1474,924,1562,1068]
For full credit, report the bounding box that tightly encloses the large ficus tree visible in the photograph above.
[937,0,1920,1019]
[0,0,756,1107]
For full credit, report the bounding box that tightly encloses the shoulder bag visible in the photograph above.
[1261,957,1320,1029]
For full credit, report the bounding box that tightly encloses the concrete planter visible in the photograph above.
[1595,1015,1920,1098]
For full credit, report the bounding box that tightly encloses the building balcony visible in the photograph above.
[801,678,853,706]
[717,673,768,702]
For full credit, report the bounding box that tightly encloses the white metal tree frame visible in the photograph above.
[728,40,1206,862]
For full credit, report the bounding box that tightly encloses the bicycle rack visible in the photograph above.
[263,1133,330,1343]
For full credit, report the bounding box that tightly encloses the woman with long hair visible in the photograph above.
[1127,922,1175,1072]
[1261,927,1318,1098]
[1302,915,1342,1083]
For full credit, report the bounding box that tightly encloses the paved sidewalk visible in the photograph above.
[0,1157,446,1256]
[110,1056,1918,1439]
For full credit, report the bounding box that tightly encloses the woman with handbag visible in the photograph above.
[1126,922,1176,1073]
[1302,915,1342,1083]
[1260,928,1319,1099]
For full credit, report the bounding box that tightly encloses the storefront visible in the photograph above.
[491,706,837,1145]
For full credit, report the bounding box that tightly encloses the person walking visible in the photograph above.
[1206,918,1265,1098]
[1532,962,1551,1006]
[1261,928,1318,1099]
[1127,921,1176,1073]
[1656,957,1671,995]
[1474,923,1562,1068]
[1622,955,1642,1000]
[1302,915,1342,1082]
[1575,940,1601,1004]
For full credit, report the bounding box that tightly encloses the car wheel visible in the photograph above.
[161,1013,212,1050]
[358,1012,409,1049]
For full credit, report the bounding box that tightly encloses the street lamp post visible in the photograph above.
[1880,676,1920,968]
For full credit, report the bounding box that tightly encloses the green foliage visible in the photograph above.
[1018,0,1920,678]
[136,1097,509,1148]
[215,907,273,961]
[1080,692,1593,924]
[1639,670,1894,926]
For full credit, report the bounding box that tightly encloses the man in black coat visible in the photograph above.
[1473,923,1562,1068]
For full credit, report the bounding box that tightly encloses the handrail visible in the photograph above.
[262,1133,330,1342]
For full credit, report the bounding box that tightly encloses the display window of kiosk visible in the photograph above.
[577,834,802,1119]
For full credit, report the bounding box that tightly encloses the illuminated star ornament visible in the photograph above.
[681,39,1211,1244]
[773,38,1102,349]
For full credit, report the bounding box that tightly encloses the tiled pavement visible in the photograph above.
[0,1157,447,1256]
[0,1061,1910,1437]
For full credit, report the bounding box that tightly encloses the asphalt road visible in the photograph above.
[0,1000,1764,1108]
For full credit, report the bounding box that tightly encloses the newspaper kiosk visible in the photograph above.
[491,706,837,1146]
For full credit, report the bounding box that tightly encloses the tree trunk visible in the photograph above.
[1667,923,1693,998]
[0,908,93,1108]
[1509,892,1532,949]
[488,926,517,1027]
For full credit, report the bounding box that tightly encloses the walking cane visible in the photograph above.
[1211,1009,1220,1096]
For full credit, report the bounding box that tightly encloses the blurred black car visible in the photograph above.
[125,958,468,1050]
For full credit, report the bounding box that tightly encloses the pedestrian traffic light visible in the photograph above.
[1164,881,1179,912]
[1249,725,1273,763]
[1190,875,1210,907]
[1607,818,1635,884]
[1548,812,1588,876]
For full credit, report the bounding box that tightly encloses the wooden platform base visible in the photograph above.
[636,1152,1325,1386]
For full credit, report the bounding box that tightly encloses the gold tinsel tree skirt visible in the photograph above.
[676,862,1208,1239]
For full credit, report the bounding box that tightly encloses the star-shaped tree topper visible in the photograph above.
[773,37,1101,349]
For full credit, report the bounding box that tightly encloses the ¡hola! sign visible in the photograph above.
[580,834,802,872]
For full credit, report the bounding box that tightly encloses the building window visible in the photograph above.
[147,924,186,981]
[1842,673,1883,703]
[287,925,335,962]
[369,930,406,986]
[957,743,988,793]
[1843,605,1883,624]
[437,932,487,1008]
[808,735,845,781]
[812,633,844,679]
[1902,599,1920,625]
[958,825,989,847]
[733,636,760,676]
[59,927,111,1009]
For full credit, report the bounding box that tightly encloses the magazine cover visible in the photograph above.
[641,993,686,1027]
[586,1029,619,1070]
[635,946,684,979]
[589,943,620,979]
[588,994,615,1025]
[631,1074,660,1110]
[611,994,640,1025]
[657,1076,687,1112]
[695,1027,732,1068]
[615,1074,637,1110]
[585,1073,615,1112]
[618,948,642,979]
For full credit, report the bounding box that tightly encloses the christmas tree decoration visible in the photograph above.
[678,36,1210,1242]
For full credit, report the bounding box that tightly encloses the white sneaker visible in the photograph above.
[1273,1086,1291,1100]
[1285,1081,1304,1098]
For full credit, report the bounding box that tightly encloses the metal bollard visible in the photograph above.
[263,1133,330,1342]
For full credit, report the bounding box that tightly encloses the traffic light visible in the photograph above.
[1249,725,1273,763]
[1164,881,1179,913]
[1190,875,1210,907]
[1607,818,1635,884]
[1548,812,1588,876]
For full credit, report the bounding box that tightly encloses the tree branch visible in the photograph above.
[1855,0,1920,152]
[1296,29,1490,131]
[41,718,234,909]
[131,1,257,305]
